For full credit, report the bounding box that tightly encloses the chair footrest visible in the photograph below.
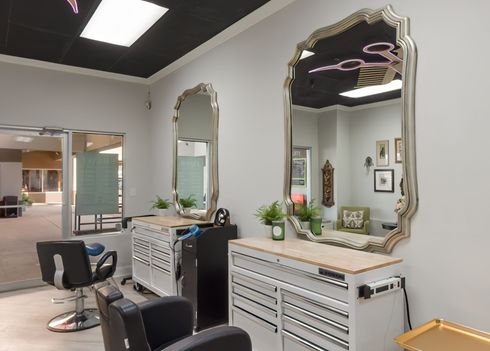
[52,294,87,304]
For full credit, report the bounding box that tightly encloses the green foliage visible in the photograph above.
[255,200,286,225]
[179,194,197,208]
[150,195,171,210]
[296,200,320,222]
[21,192,33,205]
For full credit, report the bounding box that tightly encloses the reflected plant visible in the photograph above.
[179,195,197,208]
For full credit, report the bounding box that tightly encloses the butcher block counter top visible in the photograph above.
[132,215,208,228]
[229,237,402,274]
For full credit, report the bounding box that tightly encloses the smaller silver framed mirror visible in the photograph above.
[172,83,219,221]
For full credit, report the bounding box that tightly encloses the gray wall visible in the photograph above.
[0,62,152,275]
[149,0,490,330]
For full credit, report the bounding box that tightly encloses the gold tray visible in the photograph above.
[395,319,490,351]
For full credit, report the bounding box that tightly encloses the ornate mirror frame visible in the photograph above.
[284,6,418,253]
[172,83,219,221]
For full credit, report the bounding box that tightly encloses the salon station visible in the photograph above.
[0,1,489,350]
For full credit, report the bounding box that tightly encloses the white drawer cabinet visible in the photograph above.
[229,238,404,351]
[131,216,208,296]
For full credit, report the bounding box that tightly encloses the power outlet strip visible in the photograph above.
[358,276,404,299]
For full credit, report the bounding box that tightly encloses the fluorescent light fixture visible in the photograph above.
[15,136,33,143]
[300,50,315,60]
[80,0,168,47]
[340,79,402,98]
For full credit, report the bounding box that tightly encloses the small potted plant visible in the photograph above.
[255,201,286,238]
[179,194,197,214]
[21,192,33,211]
[150,195,171,216]
[296,200,320,230]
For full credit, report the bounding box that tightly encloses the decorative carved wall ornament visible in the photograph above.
[322,160,334,207]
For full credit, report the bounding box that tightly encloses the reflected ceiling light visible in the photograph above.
[65,0,79,14]
[300,50,315,60]
[80,0,168,47]
[340,79,402,98]
[15,136,33,143]
[86,141,94,147]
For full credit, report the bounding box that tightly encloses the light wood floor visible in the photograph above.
[0,282,153,351]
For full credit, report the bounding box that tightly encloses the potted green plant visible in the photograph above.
[296,200,320,230]
[150,195,172,216]
[21,192,33,211]
[255,201,286,237]
[179,194,197,214]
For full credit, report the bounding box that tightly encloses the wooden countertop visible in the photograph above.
[229,238,402,274]
[132,216,208,228]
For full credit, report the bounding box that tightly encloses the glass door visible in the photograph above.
[0,127,68,291]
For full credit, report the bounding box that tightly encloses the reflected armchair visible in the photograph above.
[336,206,370,235]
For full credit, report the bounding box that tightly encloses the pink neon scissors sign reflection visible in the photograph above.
[308,42,402,74]
[65,0,79,14]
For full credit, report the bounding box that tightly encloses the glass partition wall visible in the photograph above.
[0,126,124,291]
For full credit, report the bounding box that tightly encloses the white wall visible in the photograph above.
[0,162,22,198]
[148,0,490,330]
[0,62,152,273]
[349,102,402,234]
[318,110,338,221]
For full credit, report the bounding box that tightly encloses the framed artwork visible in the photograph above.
[292,158,307,186]
[395,138,402,163]
[376,140,389,166]
[374,169,394,192]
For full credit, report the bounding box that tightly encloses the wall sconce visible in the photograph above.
[364,156,373,171]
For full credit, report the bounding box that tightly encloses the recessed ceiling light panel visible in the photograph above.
[80,0,168,47]
[340,79,402,98]
[300,50,315,60]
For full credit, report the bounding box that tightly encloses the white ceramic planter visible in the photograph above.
[264,224,272,237]
[157,208,168,216]
[300,221,311,230]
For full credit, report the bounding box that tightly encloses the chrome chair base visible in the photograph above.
[47,308,100,332]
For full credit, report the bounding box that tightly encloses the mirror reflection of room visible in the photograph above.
[290,20,403,238]
[177,93,213,215]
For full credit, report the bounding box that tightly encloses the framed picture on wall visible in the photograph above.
[374,169,394,192]
[376,140,389,166]
[395,138,402,163]
[292,158,307,186]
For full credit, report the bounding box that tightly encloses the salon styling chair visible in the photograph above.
[36,240,117,332]
[95,285,252,351]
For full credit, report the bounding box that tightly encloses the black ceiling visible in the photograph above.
[0,0,270,78]
[292,21,402,109]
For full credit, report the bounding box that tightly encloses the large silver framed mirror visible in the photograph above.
[172,83,219,221]
[284,6,417,253]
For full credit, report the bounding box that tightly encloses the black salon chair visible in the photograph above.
[36,240,117,332]
[96,285,252,351]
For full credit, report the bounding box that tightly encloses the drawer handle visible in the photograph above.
[134,248,148,257]
[233,307,277,333]
[153,265,171,275]
[133,256,150,266]
[282,330,329,351]
[152,256,170,266]
[152,246,170,255]
[231,272,277,293]
[283,302,349,334]
[232,293,277,315]
[232,252,348,290]
[283,315,349,349]
[232,283,277,306]
[282,290,348,318]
